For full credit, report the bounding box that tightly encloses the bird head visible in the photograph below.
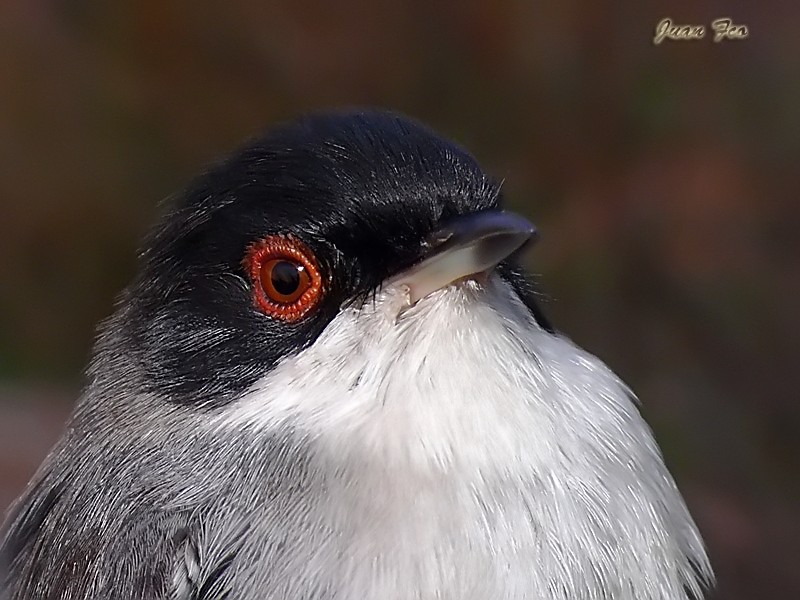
[105,110,549,411]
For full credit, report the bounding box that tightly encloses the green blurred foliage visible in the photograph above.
[0,2,798,598]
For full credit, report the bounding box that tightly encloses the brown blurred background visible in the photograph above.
[1,1,798,598]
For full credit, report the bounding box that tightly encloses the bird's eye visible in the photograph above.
[244,235,324,322]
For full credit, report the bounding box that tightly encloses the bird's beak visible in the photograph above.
[388,211,537,305]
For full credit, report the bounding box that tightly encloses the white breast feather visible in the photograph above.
[216,276,711,599]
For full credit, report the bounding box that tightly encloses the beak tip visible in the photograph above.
[435,210,539,265]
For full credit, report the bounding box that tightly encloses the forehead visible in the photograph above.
[174,113,497,250]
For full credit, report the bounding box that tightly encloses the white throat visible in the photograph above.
[218,276,710,599]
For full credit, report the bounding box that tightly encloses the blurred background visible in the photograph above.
[0,1,797,598]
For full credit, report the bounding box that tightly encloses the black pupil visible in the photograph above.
[271,261,302,296]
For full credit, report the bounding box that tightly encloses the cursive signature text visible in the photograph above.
[653,17,749,45]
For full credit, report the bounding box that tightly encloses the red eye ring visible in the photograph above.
[243,235,324,322]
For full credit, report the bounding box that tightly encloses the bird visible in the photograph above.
[1,109,712,600]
